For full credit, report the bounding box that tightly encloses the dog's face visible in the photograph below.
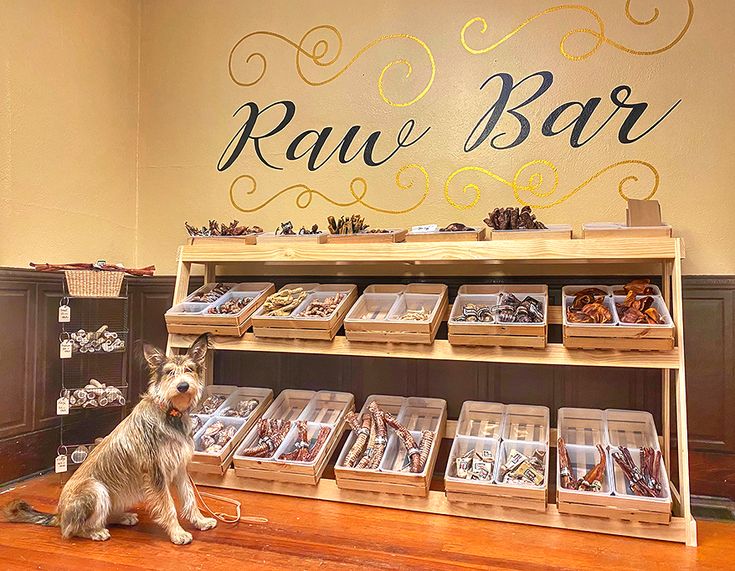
[142,335,208,412]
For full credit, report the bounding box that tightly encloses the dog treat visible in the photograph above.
[499,448,546,487]
[304,426,331,462]
[384,411,421,473]
[190,283,230,303]
[566,287,613,324]
[365,402,388,469]
[612,446,663,497]
[558,438,606,492]
[492,293,544,324]
[207,296,253,314]
[185,220,263,237]
[280,421,309,461]
[327,214,389,234]
[399,307,430,321]
[440,222,475,232]
[221,398,259,418]
[239,418,292,458]
[198,422,238,454]
[297,292,344,318]
[454,448,495,481]
[344,412,372,467]
[69,326,125,353]
[64,379,126,408]
[262,287,309,316]
[453,303,493,323]
[614,279,665,324]
[190,415,203,435]
[193,393,226,415]
[417,431,435,473]
[275,221,321,235]
[484,206,547,230]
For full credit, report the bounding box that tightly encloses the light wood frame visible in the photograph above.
[168,237,696,546]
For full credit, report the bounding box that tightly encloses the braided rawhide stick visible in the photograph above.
[304,426,332,462]
[384,411,421,472]
[365,401,388,469]
[417,430,434,473]
[345,412,372,467]
[239,420,291,458]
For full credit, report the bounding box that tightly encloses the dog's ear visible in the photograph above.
[142,343,166,370]
[187,334,209,367]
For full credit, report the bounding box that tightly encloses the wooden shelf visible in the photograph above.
[193,470,690,544]
[178,237,681,265]
[169,333,680,369]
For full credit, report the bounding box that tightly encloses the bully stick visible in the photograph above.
[304,426,332,463]
[557,437,574,489]
[417,430,435,473]
[365,401,388,469]
[578,444,607,492]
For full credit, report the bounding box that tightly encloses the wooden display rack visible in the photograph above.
[167,237,696,546]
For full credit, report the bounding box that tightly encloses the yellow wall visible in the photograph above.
[3,1,734,275]
[0,0,140,268]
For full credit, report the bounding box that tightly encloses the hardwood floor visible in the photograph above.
[0,474,733,570]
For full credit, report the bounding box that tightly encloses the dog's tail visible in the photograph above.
[1,499,59,527]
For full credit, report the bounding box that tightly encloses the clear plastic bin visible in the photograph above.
[612,295,673,327]
[445,436,500,483]
[299,391,353,425]
[386,293,441,322]
[610,447,671,504]
[455,401,505,439]
[193,416,245,456]
[293,291,350,319]
[378,430,428,475]
[562,294,619,327]
[345,293,400,321]
[558,408,605,446]
[166,302,208,316]
[557,443,612,495]
[502,404,549,443]
[494,439,548,489]
[448,294,498,325]
[397,397,446,432]
[275,422,333,465]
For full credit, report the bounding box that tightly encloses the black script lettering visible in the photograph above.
[217,101,296,171]
[465,71,554,152]
[611,85,682,144]
[286,120,429,171]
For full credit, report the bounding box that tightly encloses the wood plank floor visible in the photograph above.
[0,474,733,570]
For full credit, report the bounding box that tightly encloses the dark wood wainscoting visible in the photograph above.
[1,268,733,500]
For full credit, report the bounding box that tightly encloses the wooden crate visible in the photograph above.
[448,285,548,349]
[335,395,447,497]
[562,285,675,351]
[405,228,486,242]
[189,386,273,473]
[326,229,407,244]
[165,282,275,336]
[445,402,549,512]
[187,234,260,246]
[256,232,327,244]
[252,284,357,340]
[486,224,572,241]
[557,408,672,524]
[343,284,448,344]
[582,223,672,239]
[232,390,354,485]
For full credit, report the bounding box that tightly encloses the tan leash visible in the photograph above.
[188,474,268,524]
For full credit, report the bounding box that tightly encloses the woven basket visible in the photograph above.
[64,270,124,297]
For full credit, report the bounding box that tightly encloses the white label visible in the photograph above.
[58,305,71,323]
[60,340,72,359]
[55,454,67,473]
[56,397,69,416]
[411,224,438,233]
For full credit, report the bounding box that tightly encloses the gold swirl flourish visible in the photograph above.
[461,1,694,61]
[444,160,659,210]
[229,164,430,214]
[229,25,435,107]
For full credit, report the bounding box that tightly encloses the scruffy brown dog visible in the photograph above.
[2,334,217,544]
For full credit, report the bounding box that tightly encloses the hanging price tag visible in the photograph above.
[60,339,72,359]
[56,397,70,415]
[58,304,71,323]
[55,454,68,473]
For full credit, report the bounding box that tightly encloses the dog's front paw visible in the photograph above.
[193,517,217,531]
[90,528,111,541]
[170,529,193,545]
[117,512,139,526]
